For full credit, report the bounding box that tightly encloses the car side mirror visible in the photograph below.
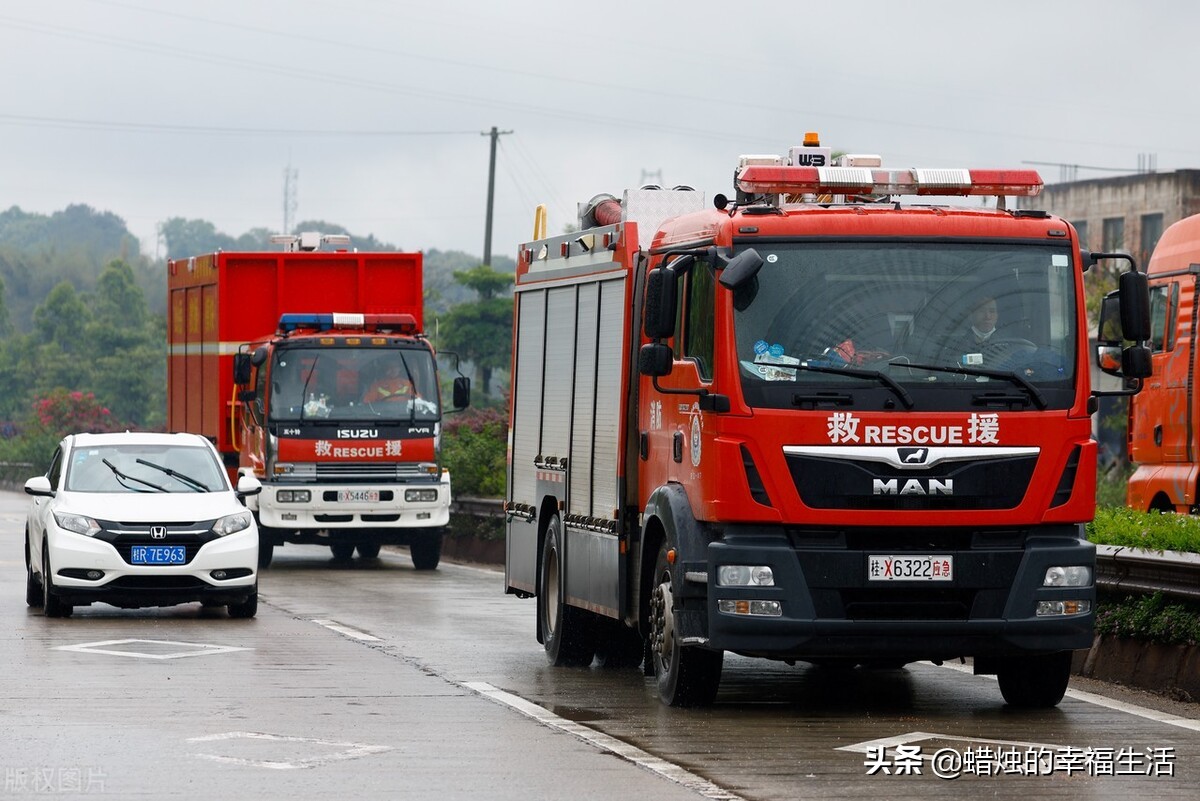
[639,343,673,377]
[236,474,263,498]
[24,475,54,497]
[233,353,253,386]
[453,376,471,410]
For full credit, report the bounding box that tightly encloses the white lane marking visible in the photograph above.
[936,661,1200,733]
[463,681,747,801]
[55,639,251,660]
[188,731,392,770]
[311,619,381,642]
[837,730,1064,755]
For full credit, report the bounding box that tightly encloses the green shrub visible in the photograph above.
[1096,592,1200,646]
[1088,506,1200,554]
[442,407,507,498]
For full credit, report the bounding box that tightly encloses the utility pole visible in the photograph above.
[283,165,298,235]
[482,126,513,266]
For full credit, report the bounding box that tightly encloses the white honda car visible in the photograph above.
[24,431,262,618]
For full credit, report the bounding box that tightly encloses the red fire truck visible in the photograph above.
[1117,213,1200,511]
[505,140,1151,707]
[168,233,469,569]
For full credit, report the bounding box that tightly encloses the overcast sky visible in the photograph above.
[0,0,1195,262]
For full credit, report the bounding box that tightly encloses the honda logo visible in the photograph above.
[150,526,167,539]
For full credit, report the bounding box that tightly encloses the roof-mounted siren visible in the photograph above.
[734,153,784,206]
[270,232,353,252]
[735,164,1044,207]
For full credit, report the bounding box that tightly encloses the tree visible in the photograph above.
[437,263,514,400]
[452,264,514,300]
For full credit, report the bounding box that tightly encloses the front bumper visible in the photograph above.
[697,524,1095,661]
[46,527,257,609]
[253,473,451,531]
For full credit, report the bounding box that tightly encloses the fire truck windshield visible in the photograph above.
[730,241,1078,411]
[268,346,440,422]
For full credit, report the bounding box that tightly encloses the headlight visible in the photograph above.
[1043,566,1091,587]
[405,488,439,503]
[277,490,311,503]
[213,511,253,537]
[53,511,100,537]
[717,565,775,587]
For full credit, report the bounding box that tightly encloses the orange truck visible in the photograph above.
[1120,213,1200,511]
[167,233,469,569]
[505,139,1151,708]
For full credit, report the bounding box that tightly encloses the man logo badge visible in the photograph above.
[150,526,167,539]
[898,447,928,464]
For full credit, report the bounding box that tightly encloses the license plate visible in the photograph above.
[338,489,380,503]
[131,545,187,565]
[868,555,953,581]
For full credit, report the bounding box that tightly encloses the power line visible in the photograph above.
[0,113,479,137]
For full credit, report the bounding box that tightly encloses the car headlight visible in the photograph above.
[213,511,253,537]
[53,511,101,537]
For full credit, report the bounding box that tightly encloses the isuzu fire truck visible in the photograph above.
[505,138,1152,707]
[1111,213,1200,512]
[168,233,469,569]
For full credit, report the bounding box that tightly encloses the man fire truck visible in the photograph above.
[168,233,469,569]
[504,137,1151,707]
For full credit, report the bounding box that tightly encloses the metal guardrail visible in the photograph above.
[449,501,1200,602]
[1095,544,1200,602]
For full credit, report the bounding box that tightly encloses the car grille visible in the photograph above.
[93,519,218,567]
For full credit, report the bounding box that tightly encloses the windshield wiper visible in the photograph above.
[136,458,210,492]
[896,360,1047,410]
[793,361,914,409]
[102,459,168,493]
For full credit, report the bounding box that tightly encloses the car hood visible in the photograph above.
[55,492,247,523]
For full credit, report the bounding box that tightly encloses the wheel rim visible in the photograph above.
[650,571,674,671]
[544,542,560,635]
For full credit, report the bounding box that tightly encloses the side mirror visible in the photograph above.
[233,353,252,385]
[238,389,257,402]
[643,267,678,340]
[236,474,263,498]
[639,343,673,377]
[718,248,764,290]
[249,346,269,367]
[1119,270,1151,342]
[453,376,471,410]
[24,475,53,497]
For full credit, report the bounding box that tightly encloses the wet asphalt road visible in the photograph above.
[3,488,1199,799]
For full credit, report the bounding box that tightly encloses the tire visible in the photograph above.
[538,514,594,667]
[997,651,1072,708]
[649,544,722,706]
[410,532,442,571]
[228,588,258,619]
[26,532,43,608]
[356,543,381,559]
[330,543,355,560]
[42,543,72,618]
[593,619,645,670]
[257,540,275,569]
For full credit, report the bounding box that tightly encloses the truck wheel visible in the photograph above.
[26,531,43,608]
[330,543,355,560]
[538,513,594,666]
[649,544,722,706]
[42,544,72,618]
[996,651,1072,708]
[356,543,381,559]
[410,532,442,570]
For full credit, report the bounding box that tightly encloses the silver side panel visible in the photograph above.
[541,286,577,461]
[510,291,545,504]
[569,283,599,515]
[592,279,626,518]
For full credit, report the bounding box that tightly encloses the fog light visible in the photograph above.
[405,488,438,503]
[717,565,775,587]
[211,570,228,580]
[1044,566,1091,587]
[85,570,104,581]
[1037,599,1091,616]
[718,599,782,617]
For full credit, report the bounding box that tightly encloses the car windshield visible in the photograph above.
[65,444,228,493]
[268,345,440,423]
[731,241,1078,411]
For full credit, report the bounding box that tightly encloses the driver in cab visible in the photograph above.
[362,360,415,404]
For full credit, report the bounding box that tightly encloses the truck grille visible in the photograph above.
[315,463,435,482]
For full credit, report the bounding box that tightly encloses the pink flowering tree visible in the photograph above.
[0,390,124,476]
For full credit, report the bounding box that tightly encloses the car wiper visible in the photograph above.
[136,458,210,492]
[794,361,914,409]
[897,360,1047,410]
[102,459,168,493]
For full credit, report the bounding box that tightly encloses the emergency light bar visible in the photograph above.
[735,166,1044,197]
[277,313,418,334]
